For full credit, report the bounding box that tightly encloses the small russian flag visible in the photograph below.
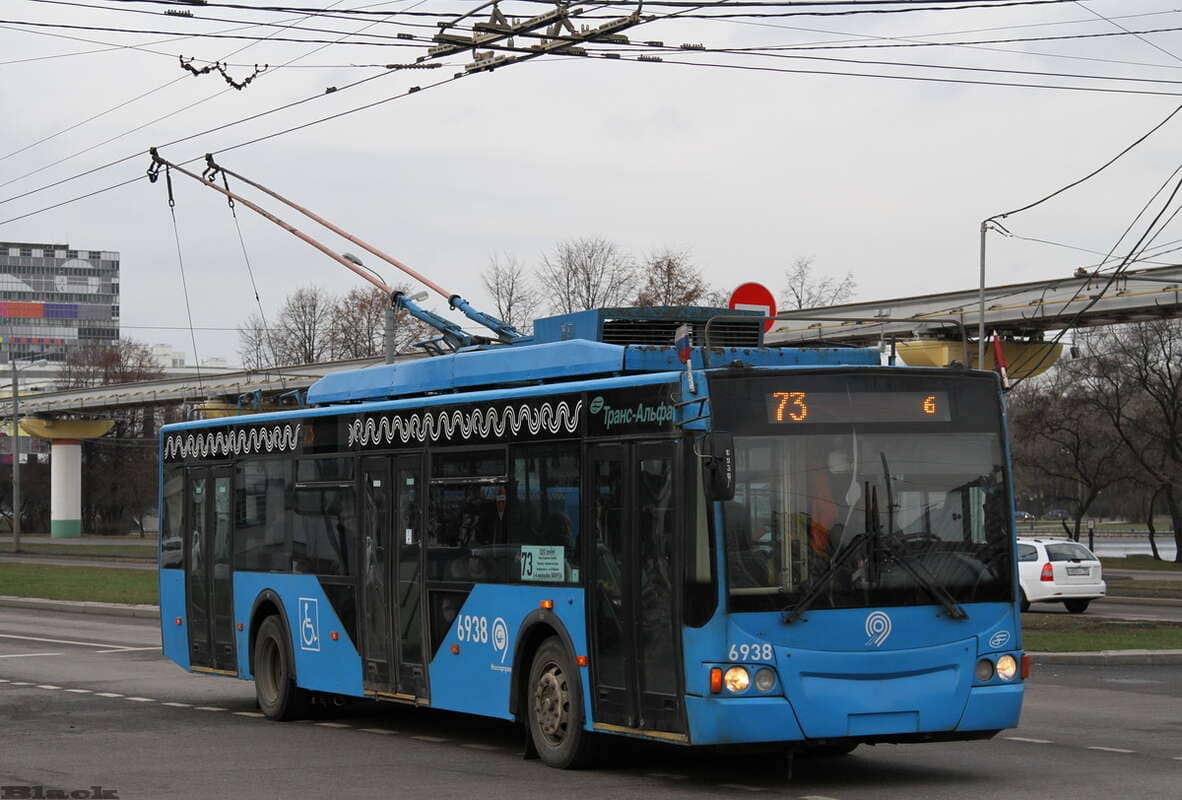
[674,324,692,364]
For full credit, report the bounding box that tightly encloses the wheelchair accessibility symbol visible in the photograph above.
[298,597,320,652]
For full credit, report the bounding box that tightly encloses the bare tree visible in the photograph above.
[634,249,708,307]
[329,285,387,360]
[482,254,539,332]
[61,339,162,388]
[273,286,334,365]
[536,237,637,314]
[1081,320,1182,562]
[1009,364,1127,542]
[781,256,856,310]
[237,312,274,370]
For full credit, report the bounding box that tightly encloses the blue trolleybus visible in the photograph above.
[158,307,1025,768]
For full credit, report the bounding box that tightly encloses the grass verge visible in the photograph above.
[0,543,155,559]
[0,563,157,605]
[1101,556,1182,573]
[1022,614,1182,652]
[1105,581,1182,600]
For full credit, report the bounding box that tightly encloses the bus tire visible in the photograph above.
[254,614,310,721]
[527,636,593,769]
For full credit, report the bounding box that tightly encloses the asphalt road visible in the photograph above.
[1026,597,1182,623]
[1,608,1180,800]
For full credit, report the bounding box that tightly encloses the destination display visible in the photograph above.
[764,390,951,424]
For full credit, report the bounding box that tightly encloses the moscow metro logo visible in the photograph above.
[864,610,893,647]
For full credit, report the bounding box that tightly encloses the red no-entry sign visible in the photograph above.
[728,282,777,332]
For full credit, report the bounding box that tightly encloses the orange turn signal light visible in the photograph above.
[1021,654,1032,680]
[576,655,588,667]
[174,617,183,626]
[540,599,554,610]
[236,622,244,631]
[330,631,340,641]
[451,643,461,655]
[709,667,723,694]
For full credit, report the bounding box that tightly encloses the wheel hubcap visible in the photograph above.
[533,662,569,745]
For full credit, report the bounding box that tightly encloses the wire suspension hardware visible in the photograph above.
[154,165,204,390]
[149,147,392,294]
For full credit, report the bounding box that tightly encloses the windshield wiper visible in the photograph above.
[877,450,967,621]
[781,532,870,624]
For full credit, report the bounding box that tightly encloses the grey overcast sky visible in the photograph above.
[3,0,1182,364]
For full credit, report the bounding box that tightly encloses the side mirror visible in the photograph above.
[701,432,736,502]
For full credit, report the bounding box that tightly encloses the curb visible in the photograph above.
[1099,595,1182,608]
[0,595,159,619]
[1030,649,1182,666]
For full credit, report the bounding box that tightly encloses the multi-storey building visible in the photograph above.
[0,241,120,362]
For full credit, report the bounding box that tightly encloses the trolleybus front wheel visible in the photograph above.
[254,615,310,721]
[527,637,593,769]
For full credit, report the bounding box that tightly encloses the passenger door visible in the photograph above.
[186,466,236,672]
[587,441,684,735]
[359,454,427,700]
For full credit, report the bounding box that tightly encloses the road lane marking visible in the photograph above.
[1087,746,1135,754]
[194,706,227,711]
[125,696,155,702]
[0,678,9,682]
[9,681,33,685]
[64,688,91,694]
[0,652,62,659]
[315,722,351,728]
[460,743,500,751]
[35,684,61,689]
[95,692,123,698]
[411,735,449,743]
[1172,756,1182,761]
[1005,736,1054,744]
[161,702,192,707]
[233,711,264,718]
[0,633,147,650]
[95,646,160,654]
[359,728,397,735]
[718,784,766,792]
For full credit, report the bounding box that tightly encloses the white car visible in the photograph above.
[1017,537,1106,613]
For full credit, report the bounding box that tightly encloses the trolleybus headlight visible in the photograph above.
[754,668,777,692]
[996,655,1018,681]
[975,659,995,682]
[724,666,750,693]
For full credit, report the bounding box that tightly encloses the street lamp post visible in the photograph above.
[10,356,18,554]
[8,356,47,554]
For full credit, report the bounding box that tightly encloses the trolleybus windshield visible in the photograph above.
[710,371,1013,613]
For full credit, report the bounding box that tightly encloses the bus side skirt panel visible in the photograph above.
[427,584,590,725]
[232,572,364,697]
[159,568,189,670]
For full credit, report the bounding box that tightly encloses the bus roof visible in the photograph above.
[306,338,881,405]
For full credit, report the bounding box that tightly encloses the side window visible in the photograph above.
[234,460,291,572]
[427,449,508,582]
[510,443,581,584]
[291,485,356,576]
[1018,544,1038,562]
[161,467,185,569]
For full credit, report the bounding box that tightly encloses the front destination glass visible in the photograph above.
[712,370,1012,613]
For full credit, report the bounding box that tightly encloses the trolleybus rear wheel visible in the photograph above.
[254,615,310,721]
[527,637,593,769]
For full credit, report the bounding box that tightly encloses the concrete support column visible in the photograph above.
[50,439,81,538]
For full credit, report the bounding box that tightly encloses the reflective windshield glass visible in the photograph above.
[711,370,1013,612]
